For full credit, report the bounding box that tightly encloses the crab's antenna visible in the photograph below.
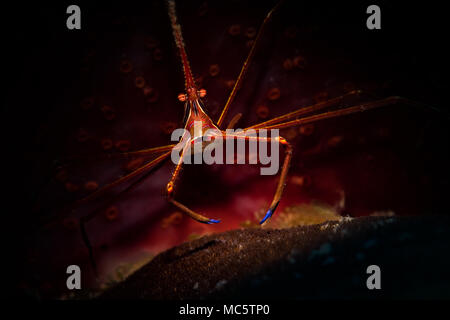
[217,1,283,127]
[167,0,196,91]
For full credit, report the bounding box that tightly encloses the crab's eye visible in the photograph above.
[198,89,207,98]
[178,93,187,102]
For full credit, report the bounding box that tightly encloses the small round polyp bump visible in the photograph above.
[283,58,294,71]
[65,182,79,193]
[285,128,298,140]
[135,76,146,88]
[209,64,220,77]
[161,212,183,228]
[290,175,305,186]
[144,36,159,49]
[120,60,133,73]
[115,140,131,152]
[256,105,269,118]
[84,181,99,192]
[328,136,343,147]
[299,124,314,135]
[124,158,144,172]
[105,206,119,221]
[225,79,236,89]
[76,128,89,142]
[293,56,306,69]
[101,105,116,121]
[267,87,281,100]
[228,24,241,36]
[101,138,113,150]
[245,27,257,39]
[145,88,159,103]
[153,48,163,61]
[246,40,254,48]
[161,121,177,135]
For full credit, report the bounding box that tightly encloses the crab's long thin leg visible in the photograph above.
[79,217,98,276]
[217,1,283,127]
[168,198,221,224]
[56,144,175,169]
[247,90,364,130]
[221,133,292,224]
[82,153,170,223]
[166,139,221,224]
[167,133,292,224]
[72,151,171,276]
[80,171,151,276]
[78,144,174,160]
[78,152,170,276]
[250,96,435,131]
[71,151,172,209]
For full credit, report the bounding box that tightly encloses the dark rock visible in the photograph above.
[101,216,450,299]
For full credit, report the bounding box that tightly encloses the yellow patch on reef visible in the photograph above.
[187,233,203,241]
[99,252,155,291]
[239,219,260,229]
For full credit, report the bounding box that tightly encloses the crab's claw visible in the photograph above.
[167,198,221,225]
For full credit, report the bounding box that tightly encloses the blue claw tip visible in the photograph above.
[259,209,273,225]
[260,202,280,224]
[207,219,221,224]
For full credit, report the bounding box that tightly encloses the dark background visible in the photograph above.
[2,0,449,299]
